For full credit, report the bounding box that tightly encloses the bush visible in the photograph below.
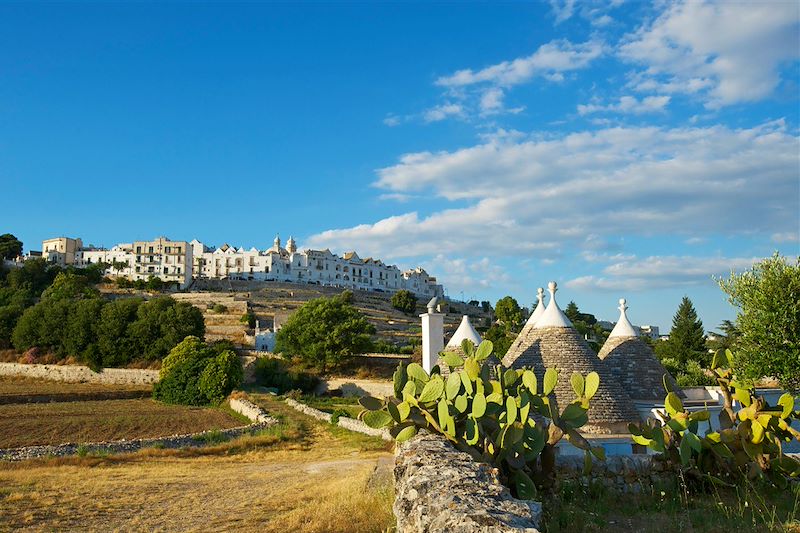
[154,337,242,406]
[240,310,256,328]
[254,357,319,394]
[675,360,716,387]
[212,303,228,313]
[391,290,417,314]
[116,277,133,289]
[199,350,243,405]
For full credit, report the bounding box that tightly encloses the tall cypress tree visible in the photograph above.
[667,296,707,365]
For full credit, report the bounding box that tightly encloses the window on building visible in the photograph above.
[136,246,141,253]
[149,247,154,253]
[165,246,171,253]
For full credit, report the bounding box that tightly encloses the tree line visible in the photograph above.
[1,255,204,370]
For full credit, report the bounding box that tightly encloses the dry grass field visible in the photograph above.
[0,377,243,448]
[0,394,395,533]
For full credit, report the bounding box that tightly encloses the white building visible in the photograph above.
[192,235,444,299]
[44,233,443,298]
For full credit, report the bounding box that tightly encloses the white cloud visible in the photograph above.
[565,255,763,291]
[577,95,670,115]
[436,39,604,88]
[383,115,401,127]
[308,120,799,262]
[423,103,464,123]
[619,0,800,107]
[549,0,576,24]
[771,231,799,244]
[422,255,512,294]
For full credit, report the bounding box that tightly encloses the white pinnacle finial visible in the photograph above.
[609,297,638,338]
[535,281,573,328]
[524,287,547,327]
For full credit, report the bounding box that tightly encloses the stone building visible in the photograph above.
[41,237,83,267]
[598,299,682,402]
[500,282,640,434]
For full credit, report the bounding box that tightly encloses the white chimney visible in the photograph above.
[420,297,444,373]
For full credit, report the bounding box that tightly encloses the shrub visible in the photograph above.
[391,290,417,314]
[675,360,716,387]
[330,408,350,425]
[212,303,228,313]
[254,357,319,394]
[146,276,164,291]
[154,337,243,406]
[198,350,243,405]
[159,336,207,379]
[240,310,256,328]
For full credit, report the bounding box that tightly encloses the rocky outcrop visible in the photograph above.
[394,433,542,533]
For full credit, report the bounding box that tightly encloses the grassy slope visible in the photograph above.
[0,394,394,533]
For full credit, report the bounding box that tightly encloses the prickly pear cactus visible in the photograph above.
[629,349,800,487]
[358,339,604,498]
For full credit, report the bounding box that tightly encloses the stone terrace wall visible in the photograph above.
[556,454,676,493]
[394,432,542,533]
[0,362,159,385]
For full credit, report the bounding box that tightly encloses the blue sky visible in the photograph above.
[1,1,798,331]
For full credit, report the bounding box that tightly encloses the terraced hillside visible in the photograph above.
[191,279,492,349]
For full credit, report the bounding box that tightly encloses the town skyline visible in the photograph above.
[2,2,798,331]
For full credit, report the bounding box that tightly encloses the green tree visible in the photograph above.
[484,323,514,356]
[96,298,143,367]
[495,296,523,332]
[129,297,205,361]
[64,298,106,361]
[146,276,164,291]
[718,253,800,391]
[391,289,417,314]
[0,305,24,348]
[0,234,23,260]
[6,258,58,296]
[40,272,98,301]
[275,292,375,371]
[658,296,707,367]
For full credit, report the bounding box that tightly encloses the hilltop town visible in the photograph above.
[38,235,444,299]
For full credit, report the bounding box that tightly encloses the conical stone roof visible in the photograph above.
[598,299,683,401]
[504,283,640,433]
[501,288,546,367]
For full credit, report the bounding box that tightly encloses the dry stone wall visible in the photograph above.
[394,432,542,533]
[0,362,158,385]
[284,397,392,441]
